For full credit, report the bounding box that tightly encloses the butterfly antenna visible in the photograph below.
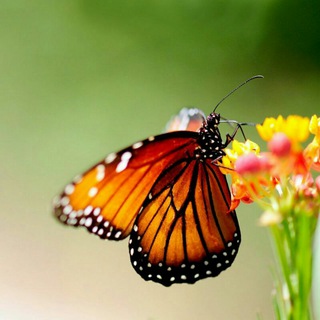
[213,75,264,112]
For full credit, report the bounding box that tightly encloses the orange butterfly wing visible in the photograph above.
[129,156,240,286]
[53,132,198,240]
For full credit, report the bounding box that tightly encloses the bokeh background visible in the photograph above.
[1,1,320,319]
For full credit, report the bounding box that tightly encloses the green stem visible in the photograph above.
[270,210,317,320]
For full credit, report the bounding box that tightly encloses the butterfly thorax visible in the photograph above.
[195,112,225,161]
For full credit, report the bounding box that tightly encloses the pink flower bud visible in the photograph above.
[235,153,261,175]
[259,153,272,171]
[268,132,292,157]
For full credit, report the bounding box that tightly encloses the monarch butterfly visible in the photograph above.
[53,76,262,286]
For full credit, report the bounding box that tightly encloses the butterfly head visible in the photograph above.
[206,112,221,128]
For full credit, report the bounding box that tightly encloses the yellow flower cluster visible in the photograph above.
[221,115,320,224]
[256,115,310,151]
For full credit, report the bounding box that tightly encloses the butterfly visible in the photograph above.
[53,76,262,286]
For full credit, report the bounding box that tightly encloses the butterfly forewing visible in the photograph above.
[129,157,240,286]
[53,132,198,240]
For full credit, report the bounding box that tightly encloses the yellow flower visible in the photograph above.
[256,116,281,141]
[256,115,310,152]
[304,115,320,171]
[285,115,310,143]
[309,115,320,142]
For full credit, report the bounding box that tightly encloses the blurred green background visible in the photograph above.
[1,1,319,319]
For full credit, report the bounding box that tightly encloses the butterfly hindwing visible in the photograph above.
[165,107,205,132]
[129,157,241,286]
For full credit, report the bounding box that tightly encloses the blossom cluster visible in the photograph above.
[220,115,320,224]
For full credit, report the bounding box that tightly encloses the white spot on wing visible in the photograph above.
[60,196,70,206]
[73,175,83,184]
[77,210,83,217]
[59,215,67,222]
[85,218,92,227]
[121,151,132,161]
[96,164,105,181]
[67,218,77,225]
[132,141,143,149]
[69,211,77,219]
[84,206,93,215]
[96,171,105,182]
[97,164,105,171]
[116,161,127,173]
[105,153,117,164]
[64,184,75,195]
[93,207,101,216]
[116,151,132,173]
[63,205,72,215]
[88,187,98,197]
[114,231,122,238]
